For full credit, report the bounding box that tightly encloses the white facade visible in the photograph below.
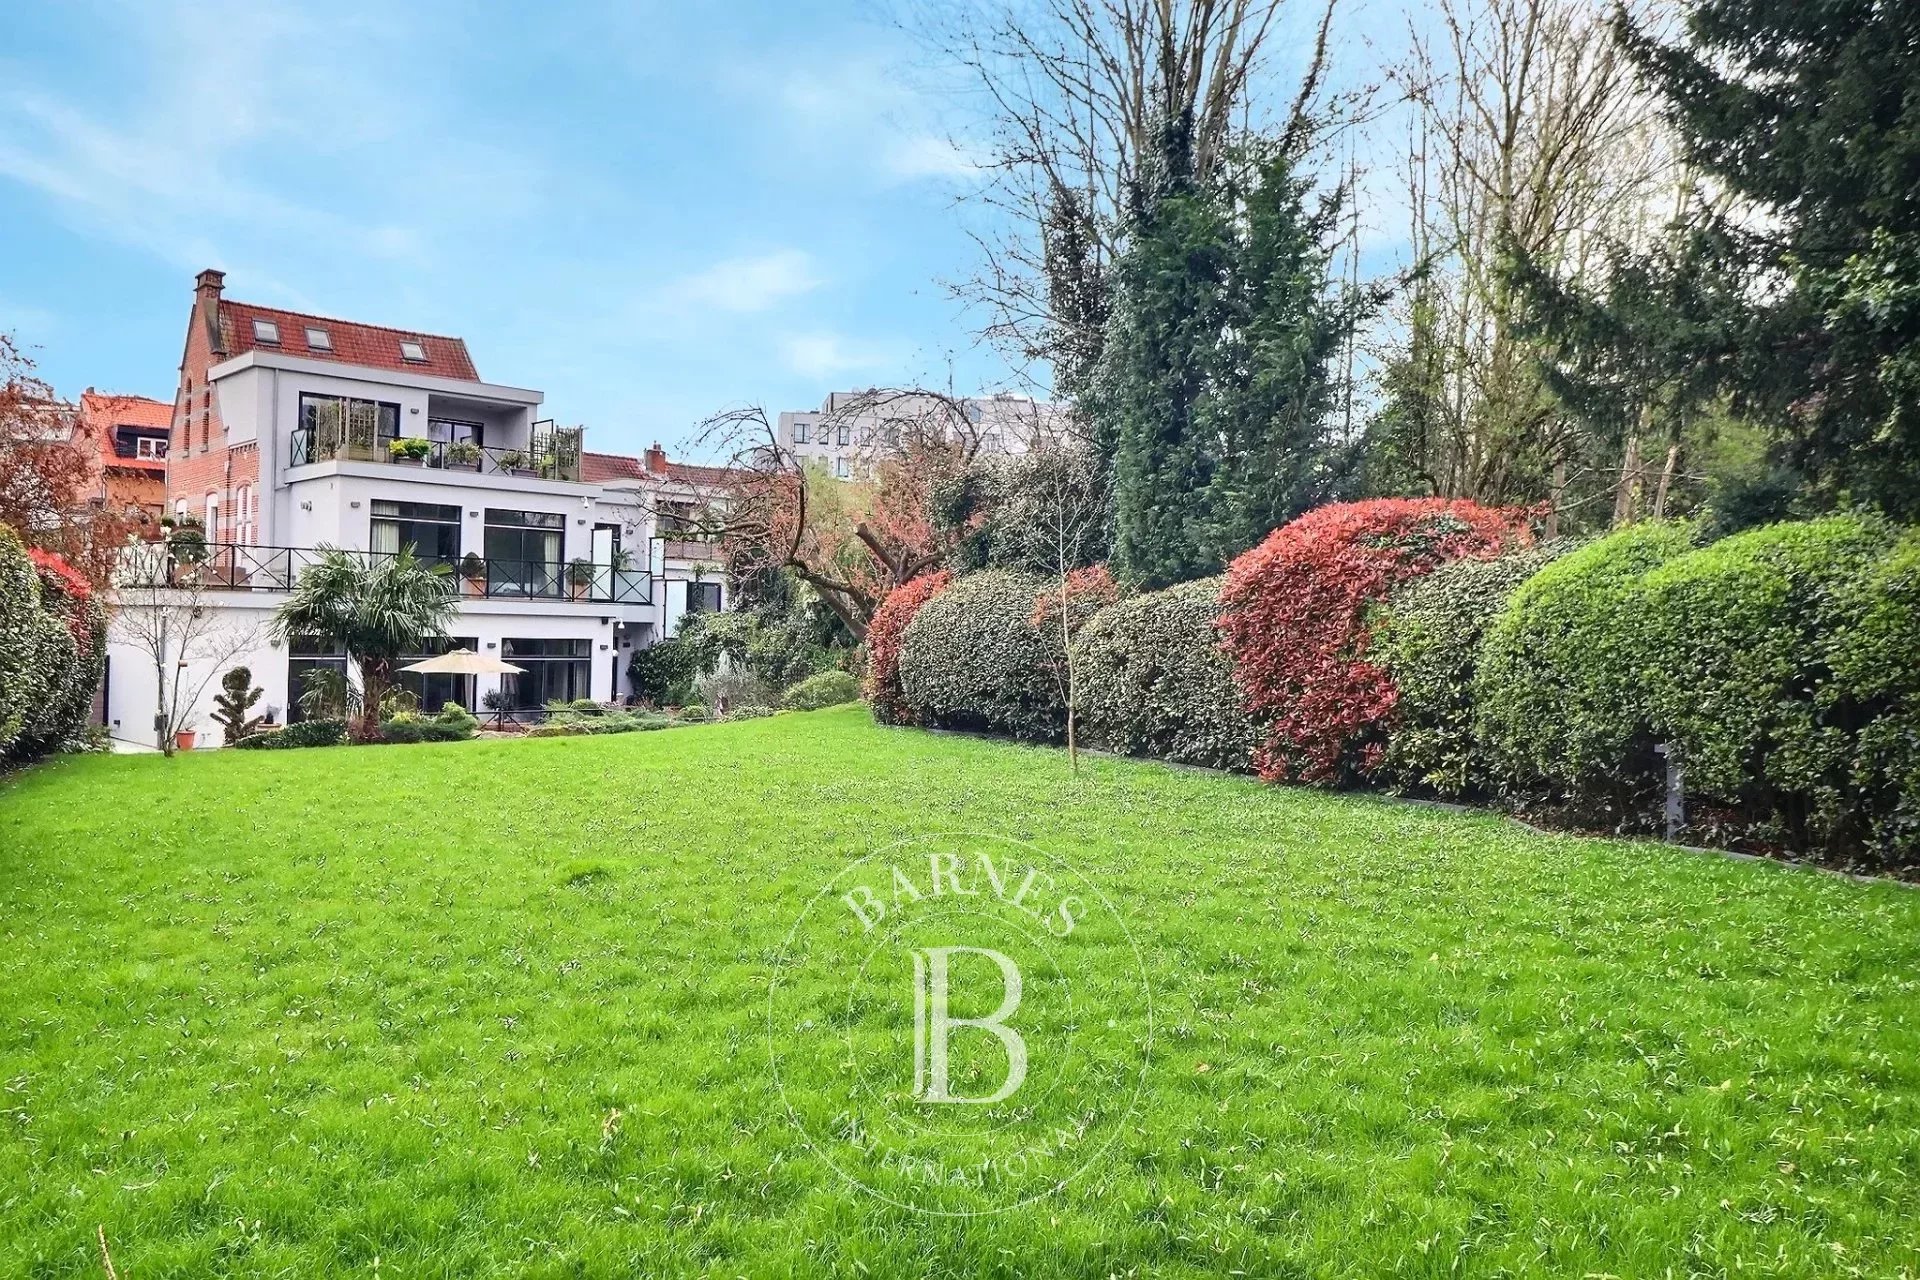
[776,390,1070,477]
[104,353,725,748]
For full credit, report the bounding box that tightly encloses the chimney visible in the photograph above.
[645,442,668,475]
[195,268,228,356]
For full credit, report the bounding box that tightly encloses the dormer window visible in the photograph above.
[305,327,332,351]
[252,319,280,344]
[399,340,428,363]
[135,436,167,459]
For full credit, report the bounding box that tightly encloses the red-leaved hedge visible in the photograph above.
[1219,498,1532,784]
[864,570,952,724]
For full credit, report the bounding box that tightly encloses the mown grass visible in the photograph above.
[2,706,1918,1277]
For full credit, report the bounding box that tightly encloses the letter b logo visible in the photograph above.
[911,947,1027,1104]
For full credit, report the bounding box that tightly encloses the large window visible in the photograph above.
[427,418,484,446]
[502,638,591,708]
[372,499,461,568]
[393,635,478,713]
[687,580,722,614]
[287,636,348,724]
[483,509,564,598]
[299,393,400,460]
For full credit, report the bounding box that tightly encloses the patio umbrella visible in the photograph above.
[398,647,525,675]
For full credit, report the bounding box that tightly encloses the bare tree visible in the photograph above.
[109,547,264,755]
[688,387,1042,637]
[1024,444,1111,774]
[1381,0,1677,513]
[908,0,1349,393]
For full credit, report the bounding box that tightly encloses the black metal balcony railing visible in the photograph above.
[289,423,584,482]
[118,541,652,605]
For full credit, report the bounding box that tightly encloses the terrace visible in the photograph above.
[121,539,651,605]
[289,418,585,483]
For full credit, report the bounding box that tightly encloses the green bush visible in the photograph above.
[1475,522,1696,817]
[1373,544,1568,797]
[781,669,860,711]
[0,529,105,762]
[1073,577,1254,770]
[1631,515,1901,856]
[435,701,479,733]
[676,704,710,723]
[727,705,776,721]
[568,697,605,715]
[377,716,474,744]
[896,570,1062,740]
[234,719,347,750]
[1830,529,1920,863]
[527,721,586,738]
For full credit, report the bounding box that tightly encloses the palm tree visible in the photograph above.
[273,547,457,739]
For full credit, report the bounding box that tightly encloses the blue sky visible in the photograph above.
[0,0,1012,459]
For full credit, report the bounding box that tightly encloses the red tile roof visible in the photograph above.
[216,300,479,380]
[80,390,172,473]
[581,450,646,483]
[666,460,734,487]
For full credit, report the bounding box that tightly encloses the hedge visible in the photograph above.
[1474,521,1697,818]
[1074,576,1255,771]
[1632,515,1902,858]
[1373,543,1568,798]
[782,669,860,711]
[1830,529,1920,863]
[1220,498,1532,784]
[896,569,1063,740]
[234,719,347,750]
[0,528,105,762]
[865,570,951,725]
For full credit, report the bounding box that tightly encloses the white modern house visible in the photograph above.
[777,389,1070,477]
[102,270,729,747]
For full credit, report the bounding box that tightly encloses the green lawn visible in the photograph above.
[3,707,1919,1277]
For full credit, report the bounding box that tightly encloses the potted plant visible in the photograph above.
[459,551,488,597]
[167,518,209,565]
[446,439,482,468]
[174,724,199,751]
[388,437,432,465]
[567,557,596,599]
[496,449,527,474]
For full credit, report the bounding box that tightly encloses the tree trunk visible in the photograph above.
[1612,431,1643,528]
[356,657,389,742]
[1651,443,1680,518]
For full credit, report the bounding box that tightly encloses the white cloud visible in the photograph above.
[667,250,824,314]
[779,330,904,379]
[882,135,983,182]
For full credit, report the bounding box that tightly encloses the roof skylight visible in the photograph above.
[252,319,280,344]
[399,340,428,362]
[305,327,332,351]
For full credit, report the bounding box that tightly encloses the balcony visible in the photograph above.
[118,541,651,605]
[289,421,585,482]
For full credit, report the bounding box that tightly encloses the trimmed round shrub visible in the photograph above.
[676,704,710,723]
[1074,576,1254,771]
[1474,521,1696,817]
[864,570,951,725]
[1373,543,1568,797]
[1830,529,1920,864]
[782,669,860,711]
[896,570,1062,740]
[1219,498,1533,784]
[0,529,105,761]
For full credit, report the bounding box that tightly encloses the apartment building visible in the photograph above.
[101,269,727,747]
[776,389,1069,478]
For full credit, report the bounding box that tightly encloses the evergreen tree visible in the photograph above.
[1618,0,1920,516]
[1092,122,1365,590]
[1091,112,1227,589]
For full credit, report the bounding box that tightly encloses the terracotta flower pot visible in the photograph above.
[175,730,198,751]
